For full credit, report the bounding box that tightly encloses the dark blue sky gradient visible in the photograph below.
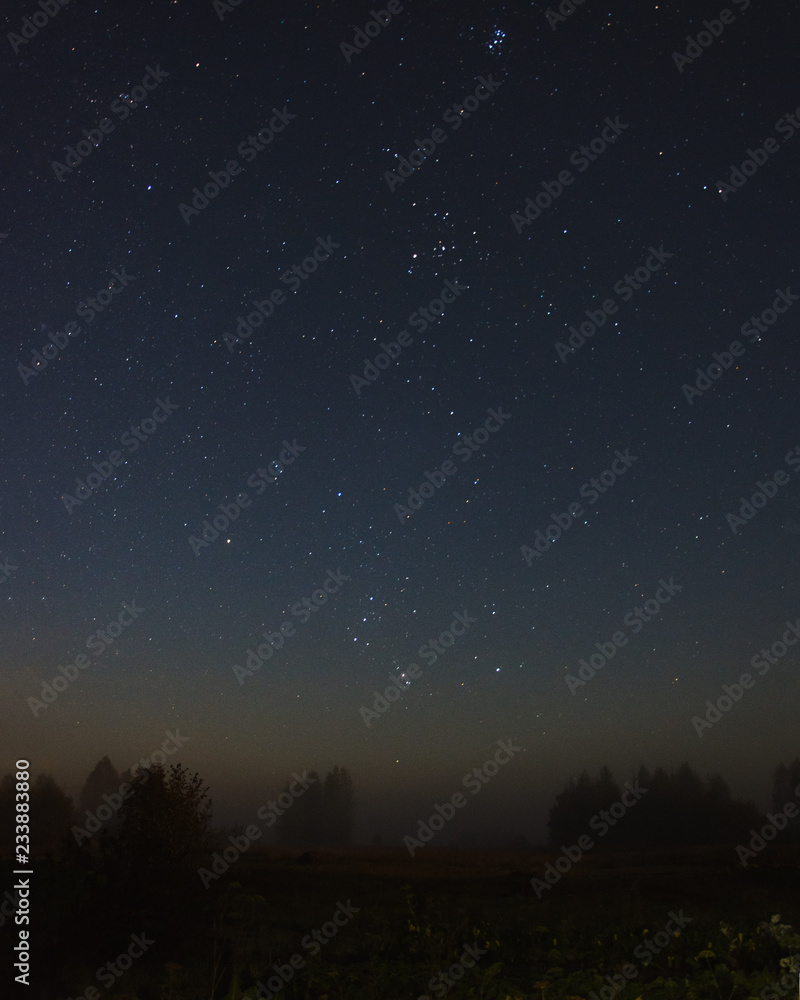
[1,0,798,842]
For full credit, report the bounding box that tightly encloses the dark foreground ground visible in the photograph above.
[5,843,800,999]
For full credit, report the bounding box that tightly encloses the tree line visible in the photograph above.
[0,757,355,853]
[547,759,800,846]
[2,756,799,855]
[4,756,795,999]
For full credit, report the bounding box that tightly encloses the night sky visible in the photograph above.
[2,0,798,844]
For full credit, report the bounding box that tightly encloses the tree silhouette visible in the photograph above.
[275,770,323,846]
[771,757,800,840]
[548,766,622,845]
[80,762,216,954]
[0,772,74,856]
[274,766,355,846]
[548,762,762,847]
[101,761,213,880]
[78,755,120,814]
[31,774,74,852]
[547,770,595,846]
[72,755,126,842]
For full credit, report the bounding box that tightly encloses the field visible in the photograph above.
[34,842,800,1000]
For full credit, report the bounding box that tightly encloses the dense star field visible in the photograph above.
[1,1,800,993]
[3,0,800,842]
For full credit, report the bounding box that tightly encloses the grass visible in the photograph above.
[13,842,800,999]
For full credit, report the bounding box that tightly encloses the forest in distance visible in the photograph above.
[4,757,800,1000]
[4,756,800,857]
